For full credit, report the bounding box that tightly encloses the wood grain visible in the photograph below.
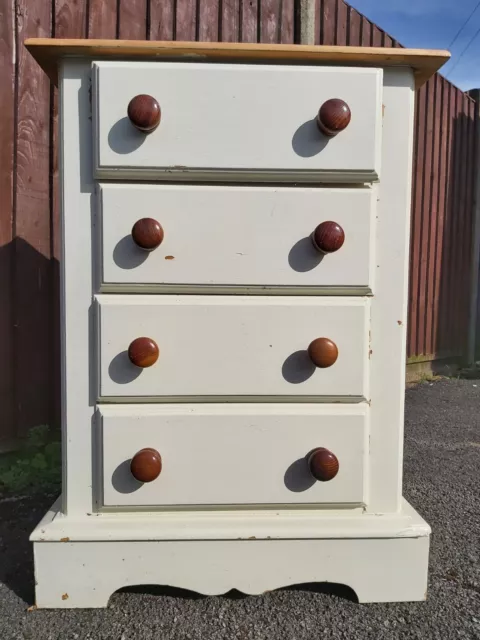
[117,0,147,40]
[25,39,451,88]
[176,0,197,41]
[240,0,258,43]
[15,0,53,437]
[149,0,175,40]
[221,0,240,43]
[321,0,336,46]
[336,0,347,46]
[0,0,15,442]
[88,0,117,38]
[52,0,89,433]
[198,0,220,42]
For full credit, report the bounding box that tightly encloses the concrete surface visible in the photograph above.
[0,378,479,639]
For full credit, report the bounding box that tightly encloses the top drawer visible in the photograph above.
[92,62,383,183]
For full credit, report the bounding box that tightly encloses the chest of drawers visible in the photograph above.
[27,39,449,608]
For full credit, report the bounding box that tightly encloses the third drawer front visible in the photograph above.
[99,404,368,508]
[99,183,375,292]
[97,295,369,400]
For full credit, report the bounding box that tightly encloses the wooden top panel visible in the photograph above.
[25,38,450,88]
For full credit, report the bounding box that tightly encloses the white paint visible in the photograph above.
[31,54,430,608]
[98,183,376,290]
[93,62,383,183]
[367,69,416,512]
[31,499,430,608]
[58,61,95,516]
[97,295,370,399]
[99,403,368,508]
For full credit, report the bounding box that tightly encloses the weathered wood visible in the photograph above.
[15,0,53,436]
[52,0,89,432]
[240,0,259,43]
[88,0,117,38]
[408,85,426,357]
[0,0,15,443]
[149,0,175,40]
[321,0,336,45]
[198,0,220,41]
[425,75,441,354]
[117,0,148,40]
[348,7,362,46]
[431,76,448,353]
[336,0,347,46]
[417,78,435,356]
[220,0,240,42]
[176,0,197,40]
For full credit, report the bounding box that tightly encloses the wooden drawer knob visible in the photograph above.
[127,94,161,133]
[128,337,159,368]
[312,221,345,254]
[308,338,338,368]
[308,448,339,481]
[132,218,164,251]
[316,99,351,137]
[130,448,162,483]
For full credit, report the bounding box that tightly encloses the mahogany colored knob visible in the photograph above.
[130,448,162,483]
[128,337,159,368]
[308,338,338,368]
[316,99,351,137]
[127,94,161,133]
[132,218,164,251]
[312,221,345,254]
[308,448,339,481]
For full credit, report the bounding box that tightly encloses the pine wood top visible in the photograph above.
[25,38,450,88]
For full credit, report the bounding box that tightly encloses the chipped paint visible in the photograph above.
[60,537,70,543]
[61,593,69,601]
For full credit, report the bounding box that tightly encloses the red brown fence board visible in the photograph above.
[0,0,477,443]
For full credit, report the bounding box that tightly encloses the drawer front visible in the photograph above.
[99,184,375,292]
[93,62,382,182]
[99,404,368,507]
[97,295,369,399]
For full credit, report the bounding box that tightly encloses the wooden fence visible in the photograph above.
[0,0,477,443]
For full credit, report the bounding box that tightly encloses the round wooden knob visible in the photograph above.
[316,99,351,137]
[312,221,345,254]
[128,337,159,368]
[130,448,162,483]
[308,338,338,368]
[127,94,161,133]
[308,448,339,481]
[131,218,164,251]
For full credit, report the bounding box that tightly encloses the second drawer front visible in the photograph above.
[97,295,369,399]
[99,183,375,292]
[99,404,368,507]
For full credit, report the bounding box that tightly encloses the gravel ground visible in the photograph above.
[0,378,479,640]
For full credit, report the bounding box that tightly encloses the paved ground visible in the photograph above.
[0,378,479,639]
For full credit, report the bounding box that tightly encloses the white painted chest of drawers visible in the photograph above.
[27,39,449,608]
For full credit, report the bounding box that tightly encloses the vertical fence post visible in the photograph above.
[466,89,480,363]
[298,0,316,44]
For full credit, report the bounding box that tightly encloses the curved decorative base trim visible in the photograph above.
[31,501,430,608]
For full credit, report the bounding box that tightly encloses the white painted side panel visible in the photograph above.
[97,295,370,399]
[93,62,383,182]
[99,183,375,290]
[59,62,96,515]
[99,404,368,507]
[367,69,416,512]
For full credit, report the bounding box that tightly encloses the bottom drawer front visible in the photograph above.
[99,405,368,508]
